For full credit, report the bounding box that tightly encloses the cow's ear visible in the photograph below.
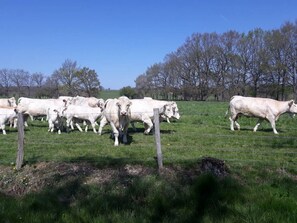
[289,100,294,106]
[162,104,168,112]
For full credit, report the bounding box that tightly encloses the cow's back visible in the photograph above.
[130,99,154,119]
[230,96,282,117]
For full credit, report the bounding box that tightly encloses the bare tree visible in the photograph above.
[9,69,30,97]
[135,21,297,101]
[0,69,12,96]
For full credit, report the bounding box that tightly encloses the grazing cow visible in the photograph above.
[129,99,175,134]
[99,96,132,146]
[62,104,104,133]
[228,96,297,134]
[0,107,18,134]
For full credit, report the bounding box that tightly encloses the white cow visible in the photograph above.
[129,99,175,134]
[17,97,67,126]
[0,107,18,134]
[47,107,64,134]
[99,96,132,146]
[143,97,180,122]
[0,97,17,127]
[59,96,105,130]
[228,96,297,134]
[65,96,105,108]
[0,97,17,107]
[62,104,104,133]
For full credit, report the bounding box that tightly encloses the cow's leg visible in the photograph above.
[66,118,73,132]
[143,120,153,134]
[50,124,55,133]
[57,120,62,134]
[13,118,18,128]
[1,125,6,135]
[229,117,240,131]
[23,114,29,127]
[83,121,89,132]
[230,109,241,131]
[253,119,263,132]
[98,116,108,135]
[234,121,240,130]
[70,120,75,130]
[142,115,153,134]
[110,122,119,146]
[131,122,137,131]
[91,122,97,133]
[122,123,129,144]
[48,122,52,132]
[229,117,234,131]
[267,117,278,134]
[75,123,83,132]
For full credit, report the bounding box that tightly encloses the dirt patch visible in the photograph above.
[0,158,230,197]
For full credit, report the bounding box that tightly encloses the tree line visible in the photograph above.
[0,59,101,99]
[135,21,297,101]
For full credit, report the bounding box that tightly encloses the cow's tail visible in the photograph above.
[225,96,235,118]
[225,105,230,118]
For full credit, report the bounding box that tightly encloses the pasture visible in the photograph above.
[1,100,297,222]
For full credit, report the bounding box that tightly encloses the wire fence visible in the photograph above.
[0,109,297,171]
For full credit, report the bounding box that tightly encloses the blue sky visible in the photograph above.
[0,0,296,89]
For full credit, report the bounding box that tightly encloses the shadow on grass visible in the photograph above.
[0,157,243,222]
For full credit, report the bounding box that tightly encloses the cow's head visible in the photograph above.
[161,103,174,119]
[8,97,17,107]
[97,98,105,111]
[288,100,297,114]
[116,96,132,116]
[172,102,180,120]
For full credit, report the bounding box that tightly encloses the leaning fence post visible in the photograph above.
[16,113,25,170]
[153,108,163,170]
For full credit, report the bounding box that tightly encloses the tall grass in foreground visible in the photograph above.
[1,101,297,222]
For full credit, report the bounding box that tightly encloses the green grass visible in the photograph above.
[99,90,120,100]
[1,100,297,222]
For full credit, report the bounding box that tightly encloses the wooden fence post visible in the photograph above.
[153,108,163,170]
[16,113,24,170]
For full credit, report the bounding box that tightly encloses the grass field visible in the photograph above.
[1,100,297,222]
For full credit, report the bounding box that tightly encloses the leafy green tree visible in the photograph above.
[76,67,101,97]
[120,86,137,98]
[52,59,79,96]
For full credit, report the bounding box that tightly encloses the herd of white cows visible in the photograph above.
[0,96,180,146]
[1,95,297,145]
